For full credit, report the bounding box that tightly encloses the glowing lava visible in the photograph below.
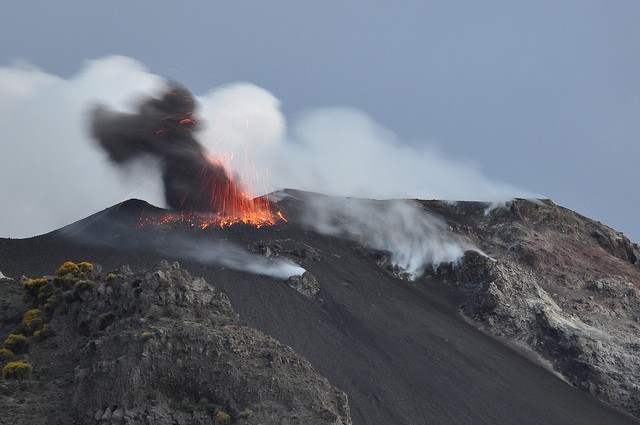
[140,156,285,230]
[91,81,285,230]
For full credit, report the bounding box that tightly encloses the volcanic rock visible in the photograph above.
[1,191,639,425]
[427,198,640,417]
[0,261,351,425]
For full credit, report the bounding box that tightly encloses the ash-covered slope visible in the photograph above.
[1,190,639,425]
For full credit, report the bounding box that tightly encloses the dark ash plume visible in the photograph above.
[90,82,246,213]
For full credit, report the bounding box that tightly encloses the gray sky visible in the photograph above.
[1,1,639,242]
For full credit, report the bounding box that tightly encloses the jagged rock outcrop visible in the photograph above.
[250,239,322,299]
[425,199,640,417]
[0,261,352,425]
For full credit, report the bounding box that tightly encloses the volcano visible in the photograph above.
[1,190,639,425]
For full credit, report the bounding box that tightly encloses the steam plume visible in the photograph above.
[298,193,478,279]
[174,238,305,280]
[0,56,540,238]
[91,82,249,214]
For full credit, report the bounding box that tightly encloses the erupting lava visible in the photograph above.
[90,81,286,229]
[141,158,284,229]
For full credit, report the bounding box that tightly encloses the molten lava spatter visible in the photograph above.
[140,206,281,230]
[141,157,285,229]
[91,81,284,229]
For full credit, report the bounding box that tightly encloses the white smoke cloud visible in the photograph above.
[295,193,477,279]
[173,238,305,280]
[196,90,538,203]
[0,56,537,240]
[0,56,166,238]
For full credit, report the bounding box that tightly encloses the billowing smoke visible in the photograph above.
[91,83,250,214]
[0,56,539,240]
[296,193,478,279]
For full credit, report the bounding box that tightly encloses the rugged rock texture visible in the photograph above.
[1,192,639,425]
[0,261,351,425]
[424,198,640,417]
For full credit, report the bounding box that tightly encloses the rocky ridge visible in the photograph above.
[424,198,640,417]
[0,261,351,425]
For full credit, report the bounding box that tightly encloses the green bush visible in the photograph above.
[4,334,28,354]
[106,273,118,281]
[21,308,43,335]
[36,282,53,302]
[238,409,253,419]
[55,261,80,278]
[0,348,15,362]
[53,261,93,289]
[2,361,32,380]
[33,324,55,341]
[77,262,94,276]
[139,331,152,341]
[215,410,231,424]
[43,295,60,313]
[74,280,94,293]
[22,278,48,301]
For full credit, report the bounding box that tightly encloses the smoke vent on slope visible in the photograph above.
[280,191,482,279]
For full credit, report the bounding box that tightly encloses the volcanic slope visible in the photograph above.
[1,189,639,425]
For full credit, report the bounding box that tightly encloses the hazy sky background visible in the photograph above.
[1,1,638,242]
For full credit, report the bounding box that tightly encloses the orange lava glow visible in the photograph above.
[276,211,288,222]
[179,118,197,125]
[140,156,286,230]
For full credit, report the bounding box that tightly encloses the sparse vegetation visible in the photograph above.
[34,324,55,341]
[55,261,81,279]
[54,261,95,289]
[238,409,254,419]
[0,348,15,362]
[53,261,80,288]
[21,261,97,317]
[4,334,28,354]
[43,295,60,312]
[22,278,48,302]
[139,331,152,341]
[78,262,94,275]
[2,361,32,380]
[37,281,53,302]
[21,308,43,335]
[98,312,116,330]
[106,272,118,281]
[215,410,231,423]
[74,279,95,293]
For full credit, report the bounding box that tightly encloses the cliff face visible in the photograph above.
[0,261,351,425]
[1,191,639,425]
[424,198,640,417]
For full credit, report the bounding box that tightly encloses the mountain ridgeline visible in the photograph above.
[0,189,639,425]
